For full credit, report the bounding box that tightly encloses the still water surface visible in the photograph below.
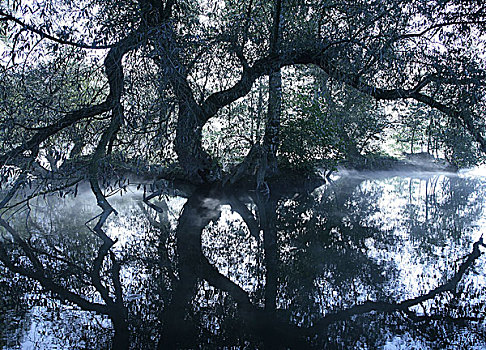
[1,170,486,349]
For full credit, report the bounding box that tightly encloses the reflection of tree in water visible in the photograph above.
[0,191,123,348]
[276,177,393,337]
[0,268,31,348]
[400,176,485,246]
[275,174,486,348]
[1,175,486,349]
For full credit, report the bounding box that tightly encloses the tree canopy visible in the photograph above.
[1,0,485,187]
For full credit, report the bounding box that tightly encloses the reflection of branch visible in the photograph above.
[202,257,254,310]
[110,251,123,305]
[0,219,110,315]
[0,218,44,271]
[0,252,111,314]
[87,115,125,309]
[1,187,129,349]
[311,238,485,332]
[165,184,486,348]
[201,256,312,349]
[143,189,166,213]
[138,201,177,281]
[26,244,91,280]
[83,106,128,347]
[226,194,260,239]
[0,172,27,210]
[138,201,167,230]
[168,186,308,348]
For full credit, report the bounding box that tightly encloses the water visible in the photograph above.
[1,170,486,349]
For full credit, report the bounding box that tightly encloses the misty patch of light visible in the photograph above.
[460,165,486,178]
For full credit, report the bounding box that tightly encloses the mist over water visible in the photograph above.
[2,169,486,349]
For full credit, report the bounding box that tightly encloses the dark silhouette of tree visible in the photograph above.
[1,1,486,348]
[1,0,486,186]
[1,174,486,348]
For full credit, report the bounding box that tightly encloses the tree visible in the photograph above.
[1,1,486,346]
[1,0,485,186]
[391,101,485,166]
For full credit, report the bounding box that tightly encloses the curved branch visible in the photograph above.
[0,248,110,314]
[397,20,486,40]
[226,193,260,240]
[201,56,276,120]
[0,29,142,168]
[310,238,485,331]
[200,43,486,152]
[0,102,111,167]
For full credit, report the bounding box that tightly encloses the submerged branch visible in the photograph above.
[225,193,260,240]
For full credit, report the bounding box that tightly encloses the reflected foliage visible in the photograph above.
[1,173,486,349]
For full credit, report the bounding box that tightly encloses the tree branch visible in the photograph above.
[0,29,142,168]
[200,43,486,153]
[310,238,485,331]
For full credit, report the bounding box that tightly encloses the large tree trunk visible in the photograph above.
[155,24,220,183]
[111,311,130,350]
[221,1,283,188]
[174,103,217,183]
